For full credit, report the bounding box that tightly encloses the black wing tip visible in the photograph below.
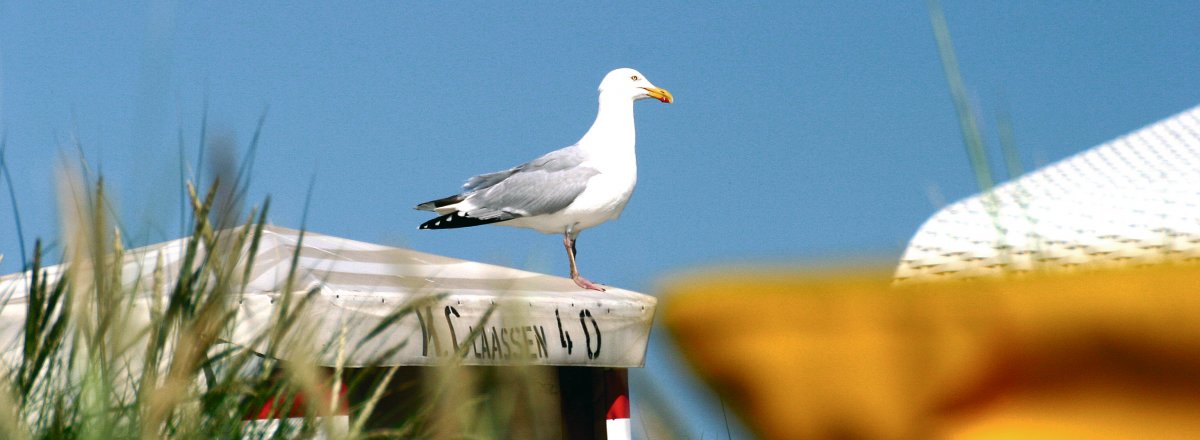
[415,194,466,211]
[419,211,510,230]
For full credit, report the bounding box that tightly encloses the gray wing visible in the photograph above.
[463,145,588,190]
[461,145,599,219]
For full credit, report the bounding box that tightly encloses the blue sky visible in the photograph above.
[2,2,1199,437]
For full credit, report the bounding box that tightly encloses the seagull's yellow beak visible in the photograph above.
[642,87,674,104]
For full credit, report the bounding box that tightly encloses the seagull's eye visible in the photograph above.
[630,75,639,81]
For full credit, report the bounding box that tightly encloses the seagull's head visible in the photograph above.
[598,68,673,104]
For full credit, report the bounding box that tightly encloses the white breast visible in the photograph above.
[499,88,642,235]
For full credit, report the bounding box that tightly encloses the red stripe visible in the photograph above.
[246,385,349,420]
[605,394,630,420]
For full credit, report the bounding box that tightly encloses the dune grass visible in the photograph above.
[0,142,563,439]
[4,167,354,439]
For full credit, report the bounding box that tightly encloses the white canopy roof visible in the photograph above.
[897,104,1200,281]
[0,226,657,368]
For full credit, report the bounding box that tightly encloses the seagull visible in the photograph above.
[415,68,673,291]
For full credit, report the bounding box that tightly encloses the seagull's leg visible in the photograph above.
[563,231,604,292]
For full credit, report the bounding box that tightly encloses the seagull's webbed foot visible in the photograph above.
[572,274,606,292]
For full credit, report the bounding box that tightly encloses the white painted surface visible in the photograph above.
[606,418,632,440]
[0,226,657,368]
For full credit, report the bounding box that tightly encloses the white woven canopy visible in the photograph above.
[898,105,1200,281]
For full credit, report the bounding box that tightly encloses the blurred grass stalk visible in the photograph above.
[929,0,995,197]
[928,0,1045,262]
[2,143,560,438]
